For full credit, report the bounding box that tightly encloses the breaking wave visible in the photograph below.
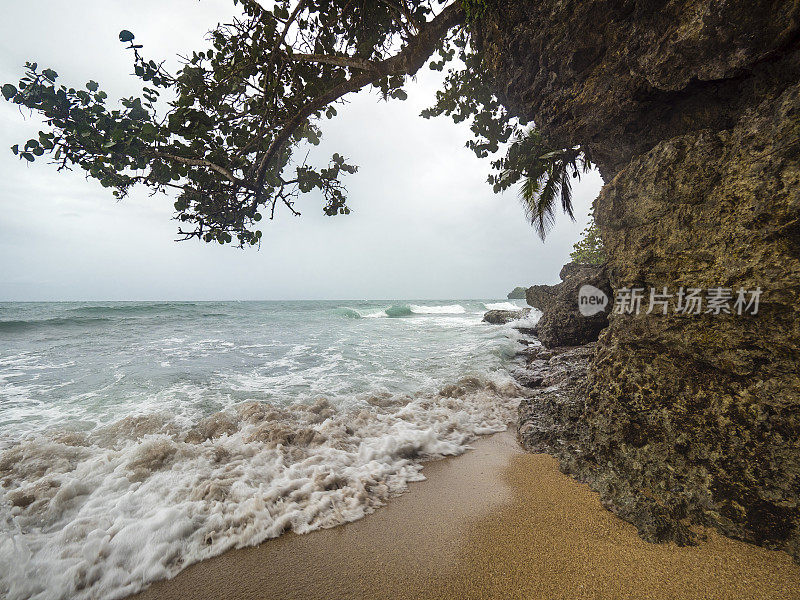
[359,304,469,318]
[384,304,415,318]
[336,307,364,319]
[0,375,522,600]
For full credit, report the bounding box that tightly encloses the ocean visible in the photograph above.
[0,299,537,600]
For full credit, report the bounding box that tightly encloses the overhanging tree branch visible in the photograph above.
[254,1,465,189]
[3,0,474,247]
[290,53,381,71]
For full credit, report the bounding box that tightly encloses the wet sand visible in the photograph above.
[134,430,800,600]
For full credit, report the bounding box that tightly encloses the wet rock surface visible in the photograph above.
[515,342,695,546]
[482,308,530,324]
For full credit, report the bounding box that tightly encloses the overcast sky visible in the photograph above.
[0,1,602,301]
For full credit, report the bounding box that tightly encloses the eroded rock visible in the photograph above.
[525,263,612,348]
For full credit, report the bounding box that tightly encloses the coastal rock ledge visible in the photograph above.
[481,0,800,559]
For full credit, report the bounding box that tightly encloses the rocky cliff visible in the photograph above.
[478,1,800,558]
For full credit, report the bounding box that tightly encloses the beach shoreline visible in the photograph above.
[131,429,800,600]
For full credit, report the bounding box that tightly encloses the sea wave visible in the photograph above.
[0,304,206,333]
[0,375,523,600]
[0,317,112,333]
[67,302,197,316]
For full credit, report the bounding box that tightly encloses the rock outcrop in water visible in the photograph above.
[482,308,530,324]
[479,0,800,559]
[525,263,611,348]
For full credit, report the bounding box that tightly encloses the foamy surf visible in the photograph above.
[0,375,523,600]
[0,299,529,599]
[483,301,523,311]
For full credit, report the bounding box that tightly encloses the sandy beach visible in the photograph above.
[133,430,800,600]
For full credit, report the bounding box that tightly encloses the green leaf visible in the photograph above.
[119,30,135,43]
[10,144,19,155]
[21,152,34,162]
[86,80,99,92]
[42,69,58,81]
[2,84,17,100]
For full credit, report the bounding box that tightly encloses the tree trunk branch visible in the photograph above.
[254,1,465,188]
[290,53,381,71]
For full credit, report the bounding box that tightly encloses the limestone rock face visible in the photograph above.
[526,263,612,348]
[477,0,800,177]
[479,0,800,558]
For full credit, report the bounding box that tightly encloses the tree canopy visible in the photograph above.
[3,0,591,246]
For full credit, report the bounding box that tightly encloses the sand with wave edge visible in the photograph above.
[132,430,800,600]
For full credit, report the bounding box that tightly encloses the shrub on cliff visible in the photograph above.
[569,218,606,265]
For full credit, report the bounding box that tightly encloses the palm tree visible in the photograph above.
[496,129,593,239]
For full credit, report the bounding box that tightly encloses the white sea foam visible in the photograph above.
[0,375,523,600]
[483,301,523,311]
[512,308,542,328]
[409,304,466,314]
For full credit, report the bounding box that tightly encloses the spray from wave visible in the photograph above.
[0,375,523,600]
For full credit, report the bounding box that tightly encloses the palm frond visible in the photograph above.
[499,127,591,240]
[560,166,574,221]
